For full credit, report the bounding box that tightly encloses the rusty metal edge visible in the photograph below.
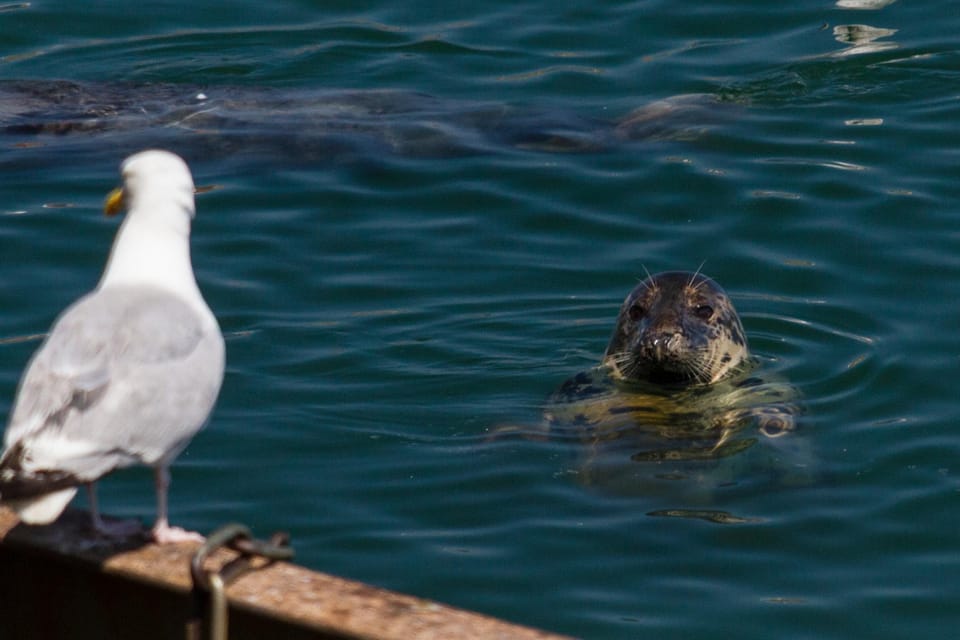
[0,506,574,640]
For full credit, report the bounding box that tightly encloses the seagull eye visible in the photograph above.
[628,304,646,321]
[693,304,714,320]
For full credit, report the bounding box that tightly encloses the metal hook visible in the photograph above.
[187,523,294,640]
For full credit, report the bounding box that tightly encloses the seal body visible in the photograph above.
[547,271,802,497]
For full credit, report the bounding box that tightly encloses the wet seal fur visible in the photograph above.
[546,271,803,496]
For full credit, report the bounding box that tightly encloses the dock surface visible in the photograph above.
[0,507,572,640]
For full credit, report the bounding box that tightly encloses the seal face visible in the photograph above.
[603,271,747,386]
[545,271,804,496]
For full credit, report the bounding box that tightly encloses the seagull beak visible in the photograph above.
[104,187,125,217]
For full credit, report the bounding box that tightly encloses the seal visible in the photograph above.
[0,80,727,163]
[545,271,802,496]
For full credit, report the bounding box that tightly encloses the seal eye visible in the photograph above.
[693,304,714,320]
[628,304,646,321]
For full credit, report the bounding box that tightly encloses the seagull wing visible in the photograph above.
[2,284,224,494]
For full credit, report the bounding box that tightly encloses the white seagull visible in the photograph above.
[0,150,224,544]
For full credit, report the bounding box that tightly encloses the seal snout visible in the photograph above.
[640,330,685,363]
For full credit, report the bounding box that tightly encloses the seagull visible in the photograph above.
[0,150,224,544]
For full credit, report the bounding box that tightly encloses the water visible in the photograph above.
[1,1,958,637]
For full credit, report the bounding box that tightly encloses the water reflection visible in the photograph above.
[646,509,763,524]
[835,0,897,9]
[833,24,898,56]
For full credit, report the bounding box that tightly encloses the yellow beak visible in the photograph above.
[104,187,125,217]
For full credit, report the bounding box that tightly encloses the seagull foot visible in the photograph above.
[152,523,205,545]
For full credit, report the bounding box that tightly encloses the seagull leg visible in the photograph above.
[150,466,204,544]
[87,482,103,532]
[86,482,141,538]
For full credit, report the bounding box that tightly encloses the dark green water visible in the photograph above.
[1,1,958,638]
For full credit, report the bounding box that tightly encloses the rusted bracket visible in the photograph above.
[187,523,294,640]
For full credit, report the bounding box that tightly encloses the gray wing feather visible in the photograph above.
[3,284,224,482]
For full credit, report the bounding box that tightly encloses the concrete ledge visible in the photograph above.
[0,507,572,640]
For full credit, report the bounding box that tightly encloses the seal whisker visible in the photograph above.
[640,264,654,288]
[606,350,639,380]
[688,261,707,291]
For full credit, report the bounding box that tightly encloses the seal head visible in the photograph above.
[603,271,747,386]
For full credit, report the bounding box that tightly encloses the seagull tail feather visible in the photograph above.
[0,444,81,523]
